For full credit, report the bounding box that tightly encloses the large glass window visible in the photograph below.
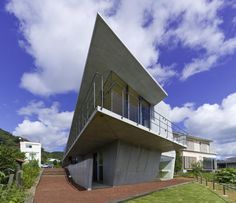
[111,87,124,115]
[139,98,150,128]
[184,156,197,169]
[203,157,215,170]
[103,72,151,128]
[128,89,139,123]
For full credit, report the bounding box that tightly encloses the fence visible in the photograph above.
[196,174,236,202]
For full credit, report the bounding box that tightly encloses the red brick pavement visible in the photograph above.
[34,168,191,203]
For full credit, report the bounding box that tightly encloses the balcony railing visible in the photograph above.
[65,72,187,155]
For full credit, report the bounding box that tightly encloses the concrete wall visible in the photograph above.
[102,141,118,186]
[113,141,161,185]
[67,156,93,190]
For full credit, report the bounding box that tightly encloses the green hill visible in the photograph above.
[0,128,64,162]
[0,128,28,147]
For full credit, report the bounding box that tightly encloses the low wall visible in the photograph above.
[67,157,93,190]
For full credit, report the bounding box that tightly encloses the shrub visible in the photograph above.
[0,145,25,173]
[191,161,202,177]
[215,168,236,184]
[177,171,195,178]
[52,160,62,168]
[0,185,25,203]
[0,171,5,183]
[201,172,215,181]
[174,150,182,173]
[23,160,40,189]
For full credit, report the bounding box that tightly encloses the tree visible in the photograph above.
[174,150,182,173]
[0,145,25,173]
[191,161,202,177]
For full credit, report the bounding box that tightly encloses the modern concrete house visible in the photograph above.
[62,14,186,190]
[174,132,217,172]
[20,141,41,167]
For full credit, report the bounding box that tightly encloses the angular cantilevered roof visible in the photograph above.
[77,14,167,107]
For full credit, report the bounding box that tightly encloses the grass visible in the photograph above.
[124,183,228,203]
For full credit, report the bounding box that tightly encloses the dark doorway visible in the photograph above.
[93,152,103,183]
[93,153,98,181]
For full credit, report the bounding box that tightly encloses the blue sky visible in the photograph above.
[0,0,236,156]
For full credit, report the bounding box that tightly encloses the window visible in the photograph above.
[184,156,197,169]
[26,144,32,148]
[29,152,36,160]
[129,93,139,123]
[111,89,124,115]
[187,141,194,151]
[139,98,150,128]
[200,143,209,153]
[203,157,215,170]
[104,72,151,128]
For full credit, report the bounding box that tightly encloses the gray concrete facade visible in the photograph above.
[67,140,161,189]
[113,141,161,185]
[67,156,93,190]
[102,141,118,186]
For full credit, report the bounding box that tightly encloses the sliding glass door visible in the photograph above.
[139,98,150,128]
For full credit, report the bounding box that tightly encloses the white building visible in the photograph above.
[174,133,217,171]
[20,142,41,167]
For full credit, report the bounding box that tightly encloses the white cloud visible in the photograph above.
[166,92,236,157]
[13,101,73,151]
[147,64,176,85]
[6,0,113,96]
[181,55,218,80]
[6,0,236,95]
[170,103,195,123]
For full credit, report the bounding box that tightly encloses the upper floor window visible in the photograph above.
[26,144,32,148]
[139,97,150,128]
[105,72,151,128]
[200,142,209,153]
[187,140,194,150]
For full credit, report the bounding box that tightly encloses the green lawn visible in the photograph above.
[124,183,227,203]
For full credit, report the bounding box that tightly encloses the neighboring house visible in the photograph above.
[217,157,236,169]
[20,141,41,167]
[174,132,217,172]
[62,14,186,190]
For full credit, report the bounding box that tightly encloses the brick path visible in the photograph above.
[34,168,191,203]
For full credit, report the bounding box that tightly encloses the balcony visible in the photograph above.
[64,72,187,156]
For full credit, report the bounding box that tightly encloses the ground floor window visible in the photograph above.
[203,157,215,170]
[183,156,197,169]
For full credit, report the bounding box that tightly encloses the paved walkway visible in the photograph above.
[34,168,191,203]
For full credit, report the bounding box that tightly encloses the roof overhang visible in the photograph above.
[77,14,167,107]
[174,132,213,143]
[64,107,185,160]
